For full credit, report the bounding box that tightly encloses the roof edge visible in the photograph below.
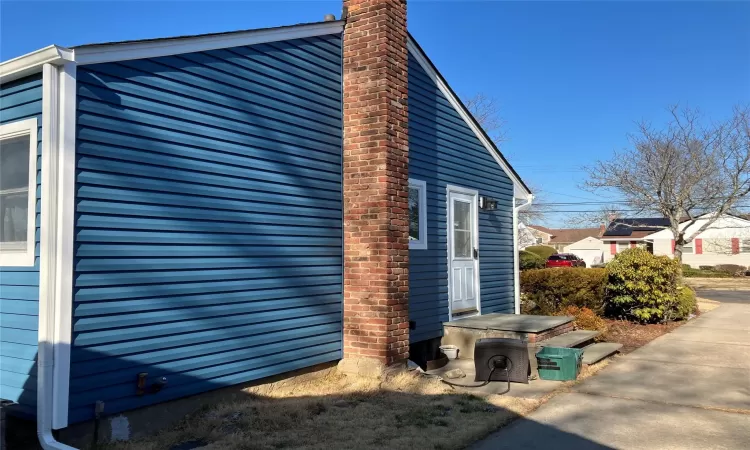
[406,33,532,198]
[73,20,344,66]
[0,45,74,84]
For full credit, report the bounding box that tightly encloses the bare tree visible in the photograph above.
[566,204,626,228]
[464,93,506,144]
[584,105,750,261]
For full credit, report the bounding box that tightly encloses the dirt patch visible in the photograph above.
[684,277,750,290]
[103,371,539,450]
[600,319,684,354]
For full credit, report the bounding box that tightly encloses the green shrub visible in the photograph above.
[683,268,732,278]
[520,268,607,315]
[698,266,714,271]
[524,245,558,260]
[556,305,608,335]
[604,248,680,323]
[714,264,747,276]
[671,286,697,320]
[519,250,545,270]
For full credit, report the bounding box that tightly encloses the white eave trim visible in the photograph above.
[0,45,73,84]
[407,37,532,198]
[73,20,345,65]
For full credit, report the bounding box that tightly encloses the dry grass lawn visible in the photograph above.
[684,277,750,290]
[104,370,541,450]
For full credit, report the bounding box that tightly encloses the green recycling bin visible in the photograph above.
[535,346,583,381]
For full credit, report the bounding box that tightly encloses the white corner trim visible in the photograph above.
[0,118,38,267]
[74,20,345,66]
[51,62,76,430]
[0,45,73,85]
[407,38,531,198]
[512,195,533,315]
[408,178,428,250]
[38,63,61,437]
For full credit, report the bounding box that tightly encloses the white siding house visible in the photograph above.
[647,214,750,268]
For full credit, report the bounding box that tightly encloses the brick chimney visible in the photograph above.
[339,0,410,374]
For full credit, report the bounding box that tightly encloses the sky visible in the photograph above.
[2,0,749,227]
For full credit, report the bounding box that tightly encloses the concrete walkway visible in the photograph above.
[472,290,750,450]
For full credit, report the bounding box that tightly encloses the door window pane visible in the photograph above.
[0,135,30,245]
[454,230,472,258]
[454,200,471,231]
[453,199,472,258]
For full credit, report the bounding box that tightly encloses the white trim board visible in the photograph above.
[73,21,344,65]
[407,37,532,199]
[52,62,77,429]
[0,45,73,84]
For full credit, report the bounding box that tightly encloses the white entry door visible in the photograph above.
[447,186,479,316]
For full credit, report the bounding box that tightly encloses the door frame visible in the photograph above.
[446,184,481,321]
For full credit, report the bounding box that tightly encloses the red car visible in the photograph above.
[546,253,587,268]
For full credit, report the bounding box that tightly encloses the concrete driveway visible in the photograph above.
[472,290,750,450]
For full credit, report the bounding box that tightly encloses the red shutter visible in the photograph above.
[610,242,617,255]
[695,239,703,255]
[671,239,675,254]
[630,241,636,248]
[731,238,740,254]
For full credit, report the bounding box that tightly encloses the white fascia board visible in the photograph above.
[0,45,73,84]
[74,21,344,66]
[407,37,532,198]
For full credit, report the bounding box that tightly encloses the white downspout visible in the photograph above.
[37,63,77,450]
[512,194,533,314]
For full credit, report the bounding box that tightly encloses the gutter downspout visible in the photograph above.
[512,194,533,314]
[37,63,77,450]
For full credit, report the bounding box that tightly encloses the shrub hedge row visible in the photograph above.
[520,268,606,315]
[521,248,700,323]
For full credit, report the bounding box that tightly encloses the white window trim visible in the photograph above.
[409,178,428,250]
[0,117,38,267]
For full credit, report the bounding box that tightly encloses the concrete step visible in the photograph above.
[538,330,600,348]
[582,342,623,364]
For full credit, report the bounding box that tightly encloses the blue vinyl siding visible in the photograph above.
[408,53,515,343]
[0,73,42,417]
[70,35,343,423]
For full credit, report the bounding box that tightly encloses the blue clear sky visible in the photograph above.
[2,1,749,226]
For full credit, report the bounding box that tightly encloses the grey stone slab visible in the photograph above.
[444,313,573,333]
[538,330,600,348]
[581,342,622,364]
[575,358,750,411]
[471,392,750,450]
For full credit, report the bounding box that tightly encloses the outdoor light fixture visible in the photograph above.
[479,196,497,210]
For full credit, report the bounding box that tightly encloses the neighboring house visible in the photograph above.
[527,225,554,246]
[601,218,669,262]
[0,0,532,438]
[601,215,750,267]
[517,223,538,250]
[564,236,605,267]
[647,214,750,268]
[527,225,603,252]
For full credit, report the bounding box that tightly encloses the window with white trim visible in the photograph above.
[682,242,694,254]
[742,239,750,254]
[408,178,427,250]
[0,118,37,267]
[617,241,629,252]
